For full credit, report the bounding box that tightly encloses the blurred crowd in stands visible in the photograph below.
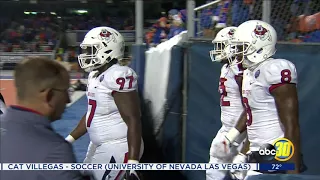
[0,15,59,52]
[0,13,134,53]
[199,0,320,42]
[0,0,319,54]
[144,0,320,47]
[144,9,187,47]
[64,15,134,31]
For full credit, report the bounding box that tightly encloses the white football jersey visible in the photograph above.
[0,99,6,114]
[219,64,244,131]
[242,58,297,151]
[86,64,138,145]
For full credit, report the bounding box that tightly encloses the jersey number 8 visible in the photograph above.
[242,97,253,126]
[281,69,292,83]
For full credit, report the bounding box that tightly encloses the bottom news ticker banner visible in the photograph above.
[0,163,295,171]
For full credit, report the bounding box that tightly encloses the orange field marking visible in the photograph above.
[0,79,79,106]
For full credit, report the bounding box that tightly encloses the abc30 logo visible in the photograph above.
[259,138,294,162]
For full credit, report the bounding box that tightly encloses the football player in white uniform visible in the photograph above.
[65,27,144,180]
[206,27,248,180]
[224,20,301,177]
[0,92,6,114]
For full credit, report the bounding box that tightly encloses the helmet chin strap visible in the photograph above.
[244,58,270,71]
[242,58,259,71]
[244,50,275,71]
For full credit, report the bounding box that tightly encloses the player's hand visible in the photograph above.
[230,153,248,180]
[124,170,140,180]
[210,135,232,159]
[211,128,240,159]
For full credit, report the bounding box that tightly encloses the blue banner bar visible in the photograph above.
[259,163,295,171]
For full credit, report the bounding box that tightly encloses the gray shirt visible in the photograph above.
[0,106,86,180]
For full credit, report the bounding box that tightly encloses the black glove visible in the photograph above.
[82,175,93,180]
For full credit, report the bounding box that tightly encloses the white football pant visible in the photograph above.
[84,139,144,180]
[82,141,98,176]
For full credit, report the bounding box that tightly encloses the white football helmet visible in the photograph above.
[209,26,237,62]
[78,26,125,72]
[229,20,277,69]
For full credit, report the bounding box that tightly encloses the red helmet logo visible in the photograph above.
[251,24,272,42]
[228,29,235,36]
[226,28,235,38]
[254,25,267,36]
[100,29,112,38]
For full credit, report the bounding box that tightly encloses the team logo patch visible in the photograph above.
[99,29,116,43]
[255,69,260,78]
[99,74,104,82]
[251,24,272,43]
[226,28,236,39]
[100,29,111,38]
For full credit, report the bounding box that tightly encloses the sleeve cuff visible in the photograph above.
[225,128,240,143]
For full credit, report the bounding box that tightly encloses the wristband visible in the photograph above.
[127,160,139,164]
[225,128,240,143]
[65,135,75,143]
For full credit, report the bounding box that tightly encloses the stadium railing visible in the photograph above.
[191,0,320,43]
[65,30,140,46]
[0,52,54,70]
[138,1,320,179]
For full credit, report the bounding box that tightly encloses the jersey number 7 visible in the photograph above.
[87,99,97,127]
[116,76,134,90]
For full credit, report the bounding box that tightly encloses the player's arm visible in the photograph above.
[235,74,250,153]
[65,114,87,143]
[65,72,94,143]
[225,72,247,143]
[234,75,247,133]
[267,62,300,173]
[271,83,300,173]
[106,68,142,162]
[114,91,142,161]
